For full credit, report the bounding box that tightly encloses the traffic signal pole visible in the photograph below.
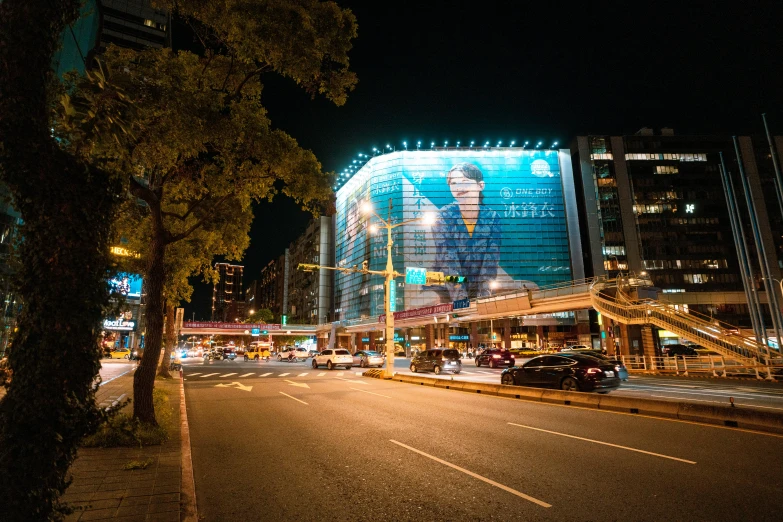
[384,223,395,378]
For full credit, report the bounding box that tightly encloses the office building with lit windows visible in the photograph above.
[211,263,244,322]
[572,129,783,352]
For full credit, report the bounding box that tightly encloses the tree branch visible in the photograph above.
[128,175,157,204]
[165,193,231,244]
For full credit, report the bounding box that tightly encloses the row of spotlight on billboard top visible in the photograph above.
[336,140,561,190]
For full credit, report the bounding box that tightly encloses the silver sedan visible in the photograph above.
[352,350,385,368]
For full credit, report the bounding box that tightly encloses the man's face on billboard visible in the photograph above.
[448,170,484,207]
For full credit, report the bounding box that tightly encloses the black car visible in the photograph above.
[662,344,697,357]
[410,349,462,375]
[475,349,515,368]
[500,353,621,393]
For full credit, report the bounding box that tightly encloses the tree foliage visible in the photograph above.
[57,0,356,424]
[245,308,274,324]
[0,1,119,519]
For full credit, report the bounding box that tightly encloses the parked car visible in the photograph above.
[575,352,629,381]
[662,344,697,357]
[245,345,271,361]
[410,349,462,375]
[352,350,385,368]
[500,353,621,393]
[312,349,353,370]
[474,348,515,368]
[108,348,131,359]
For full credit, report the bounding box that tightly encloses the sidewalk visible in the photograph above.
[63,373,184,522]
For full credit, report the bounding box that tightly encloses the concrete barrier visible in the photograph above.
[368,372,783,435]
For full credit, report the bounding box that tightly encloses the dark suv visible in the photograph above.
[475,349,515,368]
[410,349,462,375]
[662,344,697,357]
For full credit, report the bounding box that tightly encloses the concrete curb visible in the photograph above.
[368,372,783,435]
[180,371,198,522]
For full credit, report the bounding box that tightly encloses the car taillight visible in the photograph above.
[587,368,601,374]
[492,355,501,359]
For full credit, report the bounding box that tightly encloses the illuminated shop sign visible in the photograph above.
[103,318,136,331]
[109,273,143,299]
[449,335,470,341]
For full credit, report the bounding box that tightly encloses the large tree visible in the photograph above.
[60,0,356,424]
[0,1,119,519]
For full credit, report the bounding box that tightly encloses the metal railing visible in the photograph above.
[620,355,782,380]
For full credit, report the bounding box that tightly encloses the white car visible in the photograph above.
[277,347,309,361]
[352,350,385,368]
[312,349,353,370]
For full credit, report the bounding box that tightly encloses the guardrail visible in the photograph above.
[620,355,782,380]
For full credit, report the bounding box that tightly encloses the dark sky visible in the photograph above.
[183,0,783,320]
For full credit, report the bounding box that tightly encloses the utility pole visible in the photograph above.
[299,199,435,379]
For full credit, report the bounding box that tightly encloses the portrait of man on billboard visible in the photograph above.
[431,163,501,301]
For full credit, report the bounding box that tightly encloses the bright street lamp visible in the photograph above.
[362,199,433,378]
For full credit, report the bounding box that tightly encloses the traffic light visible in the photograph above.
[281,314,287,325]
[444,275,467,284]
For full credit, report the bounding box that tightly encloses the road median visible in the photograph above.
[367,371,783,435]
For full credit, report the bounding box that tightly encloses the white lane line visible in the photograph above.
[508,423,696,464]
[259,372,272,377]
[278,373,290,377]
[350,387,392,398]
[317,372,326,377]
[335,377,370,385]
[200,373,219,378]
[279,391,308,405]
[219,373,237,378]
[187,372,202,377]
[298,373,309,377]
[389,440,551,508]
[239,373,255,378]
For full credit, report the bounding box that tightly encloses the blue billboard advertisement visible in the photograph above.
[109,273,143,300]
[334,150,572,322]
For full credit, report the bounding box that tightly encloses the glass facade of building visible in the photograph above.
[334,150,574,322]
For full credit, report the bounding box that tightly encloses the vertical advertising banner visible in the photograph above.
[109,273,143,300]
[334,150,571,321]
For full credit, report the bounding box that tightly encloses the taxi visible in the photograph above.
[244,345,271,361]
[108,348,131,359]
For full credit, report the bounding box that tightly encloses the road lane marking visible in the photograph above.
[200,373,219,378]
[215,382,253,392]
[507,423,696,464]
[355,372,363,377]
[735,403,783,411]
[335,377,369,385]
[285,380,310,389]
[279,373,290,377]
[475,371,493,374]
[317,372,326,377]
[219,373,237,378]
[389,440,551,508]
[279,391,308,405]
[336,372,344,377]
[260,372,272,377]
[187,373,202,377]
[298,373,309,377]
[239,373,254,378]
[350,387,391,398]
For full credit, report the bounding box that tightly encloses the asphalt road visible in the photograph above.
[183,359,783,521]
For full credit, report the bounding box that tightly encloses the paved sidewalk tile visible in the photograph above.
[62,374,183,521]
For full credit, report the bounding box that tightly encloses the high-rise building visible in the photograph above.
[98,0,170,50]
[287,217,334,325]
[211,263,244,322]
[571,129,783,342]
[244,280,258,318]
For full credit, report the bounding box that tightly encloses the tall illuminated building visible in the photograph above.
[211,263,244,322]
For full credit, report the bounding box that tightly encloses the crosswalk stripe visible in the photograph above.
[200,373,218,378]
[475,371,493,374]
[461,371,474,374]
[239,373,254,378]
[336,372,344,377]
[188,372,202,376]
[355,372,363,377]
[219,373,237,378]
[298,373,309,377]
[279,373,290,377]
[260,372,272,377]
[317,372,326,377]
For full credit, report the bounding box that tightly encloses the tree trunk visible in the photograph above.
[0,2,117,518]
[133,208,166,425]
[157,302,176,378]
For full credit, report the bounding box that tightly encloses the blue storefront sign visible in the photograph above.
[449,334,470,341]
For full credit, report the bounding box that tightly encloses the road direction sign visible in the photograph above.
[405,267,427,285]
[453,298,470,310]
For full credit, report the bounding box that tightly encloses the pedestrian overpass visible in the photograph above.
[338,276,781,366]
[180,322,317,337]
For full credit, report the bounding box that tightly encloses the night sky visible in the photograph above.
[183,0,783,320]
